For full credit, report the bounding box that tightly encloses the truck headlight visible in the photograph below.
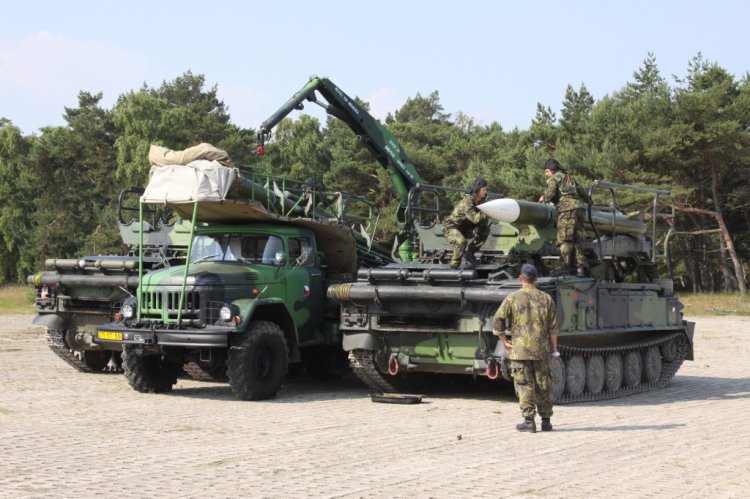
[219,306,233,321]
[121,302,135,319]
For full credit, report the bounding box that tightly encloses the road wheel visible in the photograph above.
[302,345,350,380]
[228,321,288,401]
[642,347,662,383]
[623,351,642,387]
[604,354,623,391]
[585,355,605,394]
[660,339,677,362]
[122,345,181,393]
[549,356,565,401]
[564,356,586,397]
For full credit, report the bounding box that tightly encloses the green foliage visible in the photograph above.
[1,61,750,293]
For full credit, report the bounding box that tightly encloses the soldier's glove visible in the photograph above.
[472,227,481,238]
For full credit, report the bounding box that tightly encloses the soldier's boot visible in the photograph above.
[541,418,553,432]
[464,250,477,265]
[516,417,536,433]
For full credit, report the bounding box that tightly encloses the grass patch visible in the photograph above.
[0,284,35,314]
[677,292,750,316]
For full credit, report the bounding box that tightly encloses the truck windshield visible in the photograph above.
[190,234,285,266]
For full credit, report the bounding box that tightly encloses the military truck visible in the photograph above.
[94,155,391,400]
[28,187,191,373]
[258,76,694,403]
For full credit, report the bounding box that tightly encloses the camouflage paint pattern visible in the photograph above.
[493,284,557,418]
[492,285,557,360]
[511,359,553,418]
[541,171,591,268]
[442,194,490,267]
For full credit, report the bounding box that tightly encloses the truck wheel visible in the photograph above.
[122,345,181,393]
[302,345,350,380]
[228,321,289,400]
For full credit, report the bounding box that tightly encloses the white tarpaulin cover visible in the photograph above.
[141,160,238,203]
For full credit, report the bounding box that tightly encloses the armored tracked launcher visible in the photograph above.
[28,188,191,373]
[329,181,694,403]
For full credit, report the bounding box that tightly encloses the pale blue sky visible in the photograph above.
[1,0,748,135]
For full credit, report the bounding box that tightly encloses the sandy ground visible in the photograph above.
[1,314,748,498]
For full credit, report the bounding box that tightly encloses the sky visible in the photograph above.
[1,0,748,136]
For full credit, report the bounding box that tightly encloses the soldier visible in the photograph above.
[539,159,591,277]
[443,177,490,269]
[493,263,559,432]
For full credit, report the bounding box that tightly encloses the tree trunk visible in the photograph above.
[677,204,747,295]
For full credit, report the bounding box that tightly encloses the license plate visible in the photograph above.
[98,331,123,341]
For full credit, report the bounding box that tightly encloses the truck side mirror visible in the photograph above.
[274,251,288,266]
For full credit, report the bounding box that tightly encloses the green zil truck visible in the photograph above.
[94,164,391,400]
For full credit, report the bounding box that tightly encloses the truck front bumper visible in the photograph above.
[94,324,234,348]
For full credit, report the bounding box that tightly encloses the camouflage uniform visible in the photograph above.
[443,194,489,268]
[541,171,591,269]
[493,285,558,419]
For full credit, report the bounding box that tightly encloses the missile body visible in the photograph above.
[478,198,647,236]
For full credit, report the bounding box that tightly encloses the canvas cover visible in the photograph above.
[148,143,231,166]
[141,160,238,204]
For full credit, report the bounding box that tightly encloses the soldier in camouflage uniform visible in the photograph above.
[539,159,591,276]
[443,178,490,269]
[493,263,559,432]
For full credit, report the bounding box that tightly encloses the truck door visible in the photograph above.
[286,236,323,344]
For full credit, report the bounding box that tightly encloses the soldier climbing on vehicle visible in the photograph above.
[539,159,591,276]
[442,177,490,269]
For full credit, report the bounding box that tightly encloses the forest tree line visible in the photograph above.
[1,53,749,293]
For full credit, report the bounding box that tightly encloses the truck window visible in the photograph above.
[241,235,284,266]
[288,237,314,266]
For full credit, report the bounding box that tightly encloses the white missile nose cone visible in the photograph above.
[478,198,521,223]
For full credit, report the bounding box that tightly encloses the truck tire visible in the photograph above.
[122,345,181,393]
[302,345,350,380]
[228,321,289,400]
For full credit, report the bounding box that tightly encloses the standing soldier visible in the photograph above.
[443,177,490,269]
[493,263,559,432]
[539,159,591,277]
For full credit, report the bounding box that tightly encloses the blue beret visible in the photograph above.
[520,263,538,278]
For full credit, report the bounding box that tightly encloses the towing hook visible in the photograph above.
[387,354,400,376]
[485,360,500,380]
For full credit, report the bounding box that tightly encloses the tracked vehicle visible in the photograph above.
[28,188,191,373]
[258,76,694,403]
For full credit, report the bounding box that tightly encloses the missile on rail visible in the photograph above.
[477,198,647,236]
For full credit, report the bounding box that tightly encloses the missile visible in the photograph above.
[478,198,647,236]
[477,198,556,228]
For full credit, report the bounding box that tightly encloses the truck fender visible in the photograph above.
[231,298,299,362]
[342,332,380,352]
[31,313,68,330]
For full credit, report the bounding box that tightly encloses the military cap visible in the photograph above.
[520,263,538,278]
[544,159,562,172]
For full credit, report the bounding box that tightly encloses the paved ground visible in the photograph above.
[1,314,749,498]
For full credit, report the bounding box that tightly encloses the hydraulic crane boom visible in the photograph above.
[258,76,426,256]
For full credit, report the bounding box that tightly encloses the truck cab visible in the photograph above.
[95,222,347,400]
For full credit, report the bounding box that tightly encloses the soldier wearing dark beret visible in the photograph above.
[493,263,559,432]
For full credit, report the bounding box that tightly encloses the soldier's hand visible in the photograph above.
[503,340,513,352]
[538,195,544,202]
[473,227,480,238]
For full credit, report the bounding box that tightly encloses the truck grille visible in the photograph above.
[140,290,203,323]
